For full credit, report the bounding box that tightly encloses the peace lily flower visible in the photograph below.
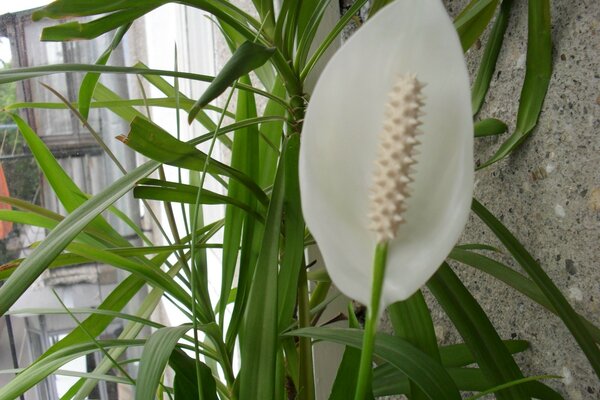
[299,0,473,309]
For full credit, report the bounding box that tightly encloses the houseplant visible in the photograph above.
[0,0,598,398]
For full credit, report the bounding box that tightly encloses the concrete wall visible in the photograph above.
[373,0,599,398]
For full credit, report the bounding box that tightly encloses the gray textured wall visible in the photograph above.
[379,0,599,398]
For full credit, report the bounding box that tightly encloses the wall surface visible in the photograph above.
[374,0,599,398]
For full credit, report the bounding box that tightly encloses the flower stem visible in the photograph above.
[354,241,389,400]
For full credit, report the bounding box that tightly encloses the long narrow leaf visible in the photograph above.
[471,0,514,115]
[9,113,127,245]
[290,327,461,400]
[472,199,600,377]
[41,8,154,41]
[0,339,144,399]
[449,247,600,343]
[136,326,190,400]
[428,264,529,399]
[294,0,331,71]
[388,291,440,399]
[0,64,288,108]
[119,117,268,205]
[300,0,369,81]
[188,41,275,122]
[79,24,131,118]
[0,161,159,316]
[480,0,552,167]
[277,133,305,332]
[373,366,563,399]
[238,134,293,399]
[219,74,261,323]
[133,179,262,221]
[454,0,499,52]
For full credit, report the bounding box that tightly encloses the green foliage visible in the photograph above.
[0,64,16,125]
[0,0,594,399]
[1,62,40,264]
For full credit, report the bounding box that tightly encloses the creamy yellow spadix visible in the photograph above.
[369,74,425,243]
[299,0,474,307]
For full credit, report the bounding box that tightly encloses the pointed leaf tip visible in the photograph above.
[187,41,276,123]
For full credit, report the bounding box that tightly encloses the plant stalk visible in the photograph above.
[354,241,388,400]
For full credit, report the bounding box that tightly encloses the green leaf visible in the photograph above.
[8,113,127,245]
[0,64,288,109]
[0,368,133,386]
[40,8,152,41]
[448,247,600,343]
[277,133,305,332]
[0,161,159,316]
[33,0,262,42]
[294,0,320,45]
[300,0,369,81]
[219,74,261,324]
[41,274,147,359]
[373,367,563,399]
[472,199,600,377]
[428,264,529,399]
[294,0,332,71]
[289,327,461,400]
[133,179,262,221]
[8,307,163,329]
[440,340,529,368]
[480,0,552,167]
[238,134,292,400]
[188,41,276,123]
[66,242,191,308]
[474,118,508,137]
[60,247,210,400]
[466,375,562,400]
[258,78,285,188]
[388,291,440,400]
[454,0,499,52]
[251,0,276,38]
[454,243,500,252]
[92,83,147,122]
[169,349,218,400]
[372,339,530,395]
[134,62,218,131]
[0,209,61,231]
[0,339,144,399]
[0,196,138,249]
[120,116,268,205]
[274,0,299,60]
[32,0,165,20]
[329,305,372,400]
[471,0,514,115]
[79,23,131,119]
[136,326,190,400]
[1,244,195,281]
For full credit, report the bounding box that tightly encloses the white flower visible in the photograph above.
[299,0,473,308]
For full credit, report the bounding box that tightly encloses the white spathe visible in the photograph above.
[299,0,473,308]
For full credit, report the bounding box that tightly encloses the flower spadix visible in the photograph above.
[299,0,474,308]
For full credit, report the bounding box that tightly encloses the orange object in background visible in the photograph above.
[0,163,13,239]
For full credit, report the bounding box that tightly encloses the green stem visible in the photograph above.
[354,241,389,400]
[298,265,315,400]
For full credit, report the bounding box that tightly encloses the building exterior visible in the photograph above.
[0,6,214,400]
